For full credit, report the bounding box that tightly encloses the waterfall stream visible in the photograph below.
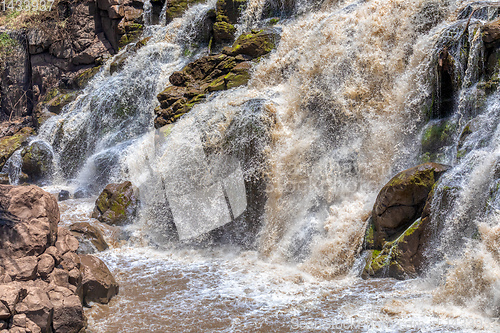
[11,0,500,331]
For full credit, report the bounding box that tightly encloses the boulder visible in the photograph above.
[20,141,54,183]
[213,0,247,43]
[154,27,280,127]
[79,254,119,305]
[164,0,205,23]
[0,185,59,260]
[58,190,70,201]
[69,222,109,253]
[482,18,500,45]
[0,127,33,170]
[91,181,138,226]
[372,162,449,248]
[363,163,449,279]
[54,228,80,255]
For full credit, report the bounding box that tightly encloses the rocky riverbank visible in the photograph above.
[0,185,118,333]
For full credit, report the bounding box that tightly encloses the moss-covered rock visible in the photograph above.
[420,118,457,162]
[213,21,237,42]
[223,28,279,58]
[0,127,33,170]
[73,66,102,89]
[154,28,281,127]
[372,162,449,248]
[363,163,449,279]
[43,88,79,115]
[164,0,206,23]
[216,0,247,23]
[20,141,54,183]
[91,181,138,226]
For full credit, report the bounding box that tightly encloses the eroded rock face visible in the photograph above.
[91,181,138,226]
[0,185,118,332]
[363,163,449,279]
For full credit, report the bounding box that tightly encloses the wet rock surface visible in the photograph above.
[154,28,279,128]
[363,163,449,279]
[92,181,138,226]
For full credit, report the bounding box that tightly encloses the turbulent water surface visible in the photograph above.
[18,0,500,331]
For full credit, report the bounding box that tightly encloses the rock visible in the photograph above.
[58,190,70,201]
[0,173,9,185]
[69,222,109,253]
[47,286,85,333]
[0,302,9,320]
[223,28,279,58]
[37,254,55,277]
[164,0,205,24]
[213,21,237,42]
[14,287,53,333]
[41,88,79,115]
[5,256,38,281]
[91,181,138,226]
[213,0,247,43]
[73,187,91,199]
[363,163,449,279]
[79,254,119,305]
[20,141,54,183]
[420,119,456,163]
[26,318,42,333]
[55,228,80,255]
[0,282,22,314]
[372,162,449,248]
[72,66,101,89]
[49,268,70,290]
[43,246,61,265]
[0,185,59,260]
[27,28,52,55]
[0,127,33,170]
[482,18,500,44]
[60,252,81,272]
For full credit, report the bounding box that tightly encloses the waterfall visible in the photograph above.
[13,0,500,327]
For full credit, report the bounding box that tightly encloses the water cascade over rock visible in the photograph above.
[4,0,500,331]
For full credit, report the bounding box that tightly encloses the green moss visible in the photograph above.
[165,0,205,23]
[225,71,250,88]
[269,18,279,25]
[0,32,17,58]
[364,222,375,249]
[213,21,236,41]
[74,66,101,89]
[207,76,226,91]
[0,127,33,169]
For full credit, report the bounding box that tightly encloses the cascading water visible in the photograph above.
[17,0,500,331]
